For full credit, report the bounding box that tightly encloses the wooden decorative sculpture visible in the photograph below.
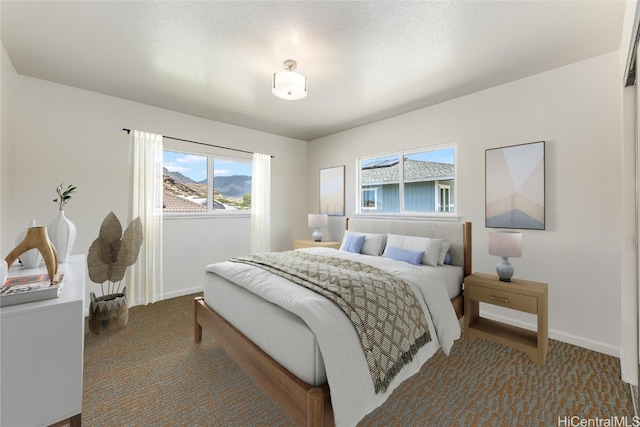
[5,227,58,283]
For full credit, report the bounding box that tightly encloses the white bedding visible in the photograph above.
[204,270,327,385]
[438,264,464,299]
[206,247,461,426]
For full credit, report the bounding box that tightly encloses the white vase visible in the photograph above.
[47,210,77,263]
[0,259,7,285]
[15,219,43,268]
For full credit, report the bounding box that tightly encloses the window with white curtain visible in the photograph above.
[162,149,252,215]
[357,143,456,216]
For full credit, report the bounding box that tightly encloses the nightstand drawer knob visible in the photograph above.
[490,295,510,304]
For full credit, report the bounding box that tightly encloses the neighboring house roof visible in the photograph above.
[163,190,206,212]
[362,159,454,184]
[162,191,234,212]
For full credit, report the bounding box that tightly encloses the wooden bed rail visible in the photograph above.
[194,297,334,426]
[463,221,472,277]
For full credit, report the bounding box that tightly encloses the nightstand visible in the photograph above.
[293,240,341,250]
[464,272,548,365]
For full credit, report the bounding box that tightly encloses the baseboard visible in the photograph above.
[83,286,204,317]
[480,312,620,358]
[161,286,204,300]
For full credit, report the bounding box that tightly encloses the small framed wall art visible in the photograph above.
[485,141,545,230]
[319,165,345,216]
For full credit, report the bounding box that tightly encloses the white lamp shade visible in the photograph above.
[488,230,522,258]
[273,71,307,100]
[308,214,328,228]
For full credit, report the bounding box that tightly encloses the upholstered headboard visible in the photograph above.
[346,218,472,277]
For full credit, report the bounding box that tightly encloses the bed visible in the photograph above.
[194,218,472,426]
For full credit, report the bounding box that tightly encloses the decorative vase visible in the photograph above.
[89,287,129,335]
[0,259,7,286]
[15,220,43,268]
[47,210,76,263]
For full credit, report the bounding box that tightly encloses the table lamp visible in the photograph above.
[488,230,522,282]
[308,214,328,242]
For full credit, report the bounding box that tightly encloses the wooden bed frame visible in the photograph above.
[194,220,472,427]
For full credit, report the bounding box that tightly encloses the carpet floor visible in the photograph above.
[81,293,633,426]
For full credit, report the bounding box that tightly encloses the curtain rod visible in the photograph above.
[120,128,274,158]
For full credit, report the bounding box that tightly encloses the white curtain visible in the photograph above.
[251,152,271,253]
[128,130,163,306]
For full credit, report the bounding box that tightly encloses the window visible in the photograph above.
[162,150,252,214]
[362,187,379,210]
[358,144,455,215]
[438,184,452,212]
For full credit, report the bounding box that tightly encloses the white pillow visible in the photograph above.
[340,231,387,256]
[438,241,452,265]
[385,234,443,267]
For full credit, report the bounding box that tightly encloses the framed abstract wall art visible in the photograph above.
[485,141,545,230]
[320,165,345,216]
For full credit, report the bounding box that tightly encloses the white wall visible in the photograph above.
[1,50,308,309]
[308,52,625,358]
[1,46,17,253]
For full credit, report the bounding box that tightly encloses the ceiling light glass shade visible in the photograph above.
[272,69,307,101]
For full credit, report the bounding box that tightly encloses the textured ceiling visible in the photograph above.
[0,1,627,141]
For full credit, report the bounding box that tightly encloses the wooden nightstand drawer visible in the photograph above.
[467,285,538,314]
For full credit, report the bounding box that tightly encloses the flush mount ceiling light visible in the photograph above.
[272,59,307,101]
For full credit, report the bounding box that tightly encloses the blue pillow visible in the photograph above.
[342,234,366,253]
[444,251,452,265]
[383,246,425,265]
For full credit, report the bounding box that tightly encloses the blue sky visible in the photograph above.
[407,148,454,164]
[363,148,455,167]
[163,150,252,181]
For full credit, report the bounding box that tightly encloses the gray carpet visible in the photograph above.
[81,293,633,426]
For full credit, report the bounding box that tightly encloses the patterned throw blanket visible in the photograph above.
[231,250,431,393]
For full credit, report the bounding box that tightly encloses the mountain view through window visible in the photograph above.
[163,150,252,213]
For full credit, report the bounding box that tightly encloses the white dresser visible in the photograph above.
[1,255,86,427]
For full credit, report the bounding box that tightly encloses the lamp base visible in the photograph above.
[496,257,514,282]
[312,228,323,242]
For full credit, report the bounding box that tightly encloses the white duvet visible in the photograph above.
[206,247,461,426]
